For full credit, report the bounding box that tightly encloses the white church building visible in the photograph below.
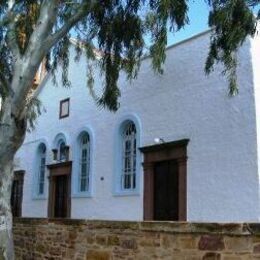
[12,29,260,222]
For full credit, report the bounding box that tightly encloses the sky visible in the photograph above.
[168,1,210,45]
[72,1,211,47]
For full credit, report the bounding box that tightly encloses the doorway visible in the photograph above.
[47,161,71,218]
[140,139,189,221]
[154,160,179,221]
[54,175,69,218]
[11,171,25,217]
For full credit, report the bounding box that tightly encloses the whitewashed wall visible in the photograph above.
[15,31,260,222]
[251,31,260,214]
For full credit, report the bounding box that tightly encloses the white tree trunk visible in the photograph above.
[0,2,92,258]
[0,158,14,260]
[0,100,27,259]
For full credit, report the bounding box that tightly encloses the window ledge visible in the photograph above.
[113,190,140,197]
[32,195,47,200]
[72,192,93,198]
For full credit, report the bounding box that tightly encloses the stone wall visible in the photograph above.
[13,218,260,259]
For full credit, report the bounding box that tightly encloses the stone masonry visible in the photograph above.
[13,218,260,259]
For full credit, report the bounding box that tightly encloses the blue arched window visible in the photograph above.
[79,132,90,192]
[114,116,141,195]
[121,121,137,190]
[72,129,93,197]
[37,143,46,195]
[53,133,68,162]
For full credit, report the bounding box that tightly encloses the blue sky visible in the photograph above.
[168,1,210,45]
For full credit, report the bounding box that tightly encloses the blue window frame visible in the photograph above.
[79,133,90,192]
[72,129,93,198]
[114,116,141,196]
[33,143,47,199]
[121,122,137,190]
[38,143,46,195]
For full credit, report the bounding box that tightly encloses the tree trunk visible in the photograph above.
[0,158,14,260]
[0,102,27,260]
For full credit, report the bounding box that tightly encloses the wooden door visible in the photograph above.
[154,160,179,221]
[11,172,24,217]
[54,175,69,218]
[141,139,188,221]
[47,161,72,218]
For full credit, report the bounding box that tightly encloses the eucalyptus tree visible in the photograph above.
[0,0,258,259]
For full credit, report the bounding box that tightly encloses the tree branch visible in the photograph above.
[11,0,60,116]
[24,0,60,59]
[44,1,95,51]
[0,0,21,27]
[5,0,20,56]
[11,1,96,117]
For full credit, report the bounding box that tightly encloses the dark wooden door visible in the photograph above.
[47,162,72,218]
[11,173,24,217]
[154,160,179,221]
[54,175,68,218]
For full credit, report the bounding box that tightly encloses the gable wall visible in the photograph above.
[15,31,259,221]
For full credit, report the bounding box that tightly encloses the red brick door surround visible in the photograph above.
[140,139,189,221]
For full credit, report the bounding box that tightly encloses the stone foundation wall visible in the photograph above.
[13,218,260,259]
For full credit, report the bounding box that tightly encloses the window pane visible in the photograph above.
[38,145,46,195]
[59,141,66,161]
[39,182,44,195]
[122,122,137,190]
[60,99,70,118]
[79,134,90,192]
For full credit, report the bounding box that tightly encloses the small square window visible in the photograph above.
[59,98,70,119]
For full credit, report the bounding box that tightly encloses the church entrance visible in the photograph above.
[140,139,189,221]
[154,160,179,221]
[47,162,71,218]
[11,171,25,217]
[54,175,69,218]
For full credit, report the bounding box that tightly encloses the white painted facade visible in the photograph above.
[14,30,260,222]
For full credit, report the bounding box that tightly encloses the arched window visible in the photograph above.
[38,143,46,195]
[79,133,90,192]
[58,139,66,161]
[121,121,137,190]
